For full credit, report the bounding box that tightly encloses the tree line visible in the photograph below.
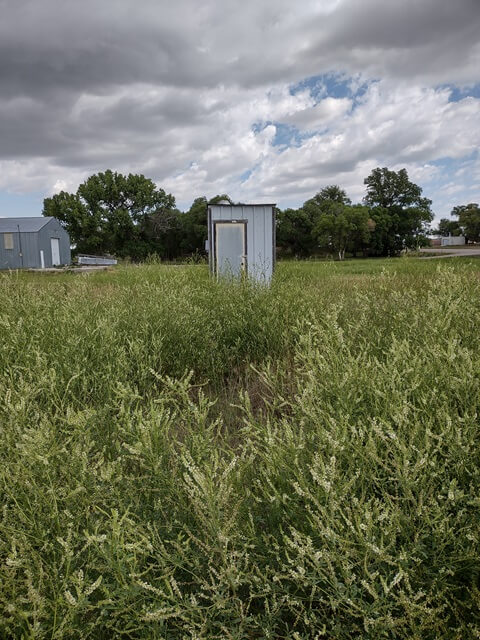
[434,204,480,244]
[42,167,479,261]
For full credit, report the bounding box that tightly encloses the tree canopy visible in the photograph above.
[435,218,462,237]
[313,204,372,261]
[451,203,480,243]
[277,170,431,259]
[363,167,433,254]
[43,167,440,262]
[43,170,177,258]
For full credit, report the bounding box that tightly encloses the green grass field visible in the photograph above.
[1,258,480,639]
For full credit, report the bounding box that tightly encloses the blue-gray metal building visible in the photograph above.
[0,217,71,270]
[208,202,276,282]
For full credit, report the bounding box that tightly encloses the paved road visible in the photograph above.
[419,247,480,259]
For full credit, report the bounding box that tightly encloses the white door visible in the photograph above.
[215,222,246,277]
[51,238,60,266]
[40,250,45,269]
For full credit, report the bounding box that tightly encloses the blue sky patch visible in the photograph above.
[239,168,253,183]
[252,121,306,148]
[290,73,371,107]
[0,191,44,218]
[442,83,480,102]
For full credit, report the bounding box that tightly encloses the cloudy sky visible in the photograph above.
[1,0,479,221]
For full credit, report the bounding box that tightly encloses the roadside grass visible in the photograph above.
[1,258,480,638]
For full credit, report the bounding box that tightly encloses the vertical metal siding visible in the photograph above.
[0,231,39,269]
[209,204,275,282]
[21,233,41,267]
[0,232,18,269]
[38,219,71,267]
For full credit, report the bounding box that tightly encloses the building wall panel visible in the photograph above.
[38,219,71,267]
[209,204,275,282]
[0,231,39,269]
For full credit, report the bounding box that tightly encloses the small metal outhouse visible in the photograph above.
[207,202,276,282]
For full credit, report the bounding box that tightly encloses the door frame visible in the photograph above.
[213,219,248,277]
[50,237,61,266]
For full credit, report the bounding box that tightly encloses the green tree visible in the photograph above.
[208,194,234,205]
[140,208,183,260]
[313,204,372,260]
[305,185,374,258]
[451,203,480,243]
[178,196,208,255]
[276,207,318,256]
[276,185,351,257]
[43,170,176,259]
[304,185,351,210]
[366,206,396,256]
[43,191,104,254]
[435,218,462,237]
[364,168,433,254]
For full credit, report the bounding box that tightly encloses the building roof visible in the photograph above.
[0,217,53,233]
[209,202,277,207]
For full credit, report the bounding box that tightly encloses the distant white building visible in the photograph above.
[441,235,465,246]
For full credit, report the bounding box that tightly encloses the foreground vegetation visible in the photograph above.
[1,259,480,639]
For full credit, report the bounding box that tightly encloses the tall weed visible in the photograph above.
[1,261,479,638]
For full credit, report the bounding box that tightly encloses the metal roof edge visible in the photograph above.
[209,203,277,207]
[37,216,54,228]
[0,216,54,232]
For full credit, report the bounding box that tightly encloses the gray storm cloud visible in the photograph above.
[0,0,479,212]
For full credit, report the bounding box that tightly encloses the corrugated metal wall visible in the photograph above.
[38,218,71,267]
[0,231,39,269]
[209,204,275,282]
